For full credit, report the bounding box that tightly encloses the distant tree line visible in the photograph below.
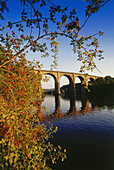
[88,76,114,97]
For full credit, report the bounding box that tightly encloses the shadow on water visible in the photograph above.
[88,94,114,110]
[40,94,114,170]
[41,93,114,120]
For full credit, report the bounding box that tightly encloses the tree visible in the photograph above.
[0,0,110,71]
[105,76,114,84]
[0,0,110,169]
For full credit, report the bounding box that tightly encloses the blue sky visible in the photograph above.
[41,0,114,88]
[40,0,114,76]
[1,0,114,88]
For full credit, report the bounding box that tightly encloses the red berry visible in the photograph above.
[14,141,18,146]
[14,39,16,44]
[75,20,79,28]
[66,23,70,27]
[12,31,15,34]
[21,35,25,39]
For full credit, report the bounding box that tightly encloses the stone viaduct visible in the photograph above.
[36,70,99,95]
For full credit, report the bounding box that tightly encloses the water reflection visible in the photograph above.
[40,94,114,170]
[39,93,114,121]
[89,95,114,110]
[41,95,97,120]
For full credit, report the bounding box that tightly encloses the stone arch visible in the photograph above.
[86,76,97,87]
[88,77,95,86]
[60,74,75,96]
[41,72,58,95]
[75,75,86,94]
[60,74,73,85]
[42,72,57,81]
[76,76,85,83]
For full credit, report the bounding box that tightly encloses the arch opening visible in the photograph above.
[60,75,73,97]
[75,76,85,96]
[88,77,95,86]
[41,74,56,95]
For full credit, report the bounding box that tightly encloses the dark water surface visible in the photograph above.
[42,95,114,170]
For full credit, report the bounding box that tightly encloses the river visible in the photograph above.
[42,94,114,170]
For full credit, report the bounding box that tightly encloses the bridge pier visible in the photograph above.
[68,82,76,100]
[55,80,61,95]
[69,75,76,97]
[39,70,99,95]
[53,95,62,117]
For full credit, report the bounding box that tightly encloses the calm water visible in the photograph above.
[42,95,114,170]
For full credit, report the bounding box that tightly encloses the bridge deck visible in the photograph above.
[36,69,100,78]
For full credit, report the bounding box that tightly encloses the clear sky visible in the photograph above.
[1,0,114,88]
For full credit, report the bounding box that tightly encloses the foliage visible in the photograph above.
[90,76,114,86]
[88,76,114,97]
[0,0,110,169]
[0,0,110,71]
[0,44,66,169]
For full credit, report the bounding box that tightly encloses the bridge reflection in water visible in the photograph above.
[38,95,98,120]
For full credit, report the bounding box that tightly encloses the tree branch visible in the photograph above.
[79,0,110,32]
